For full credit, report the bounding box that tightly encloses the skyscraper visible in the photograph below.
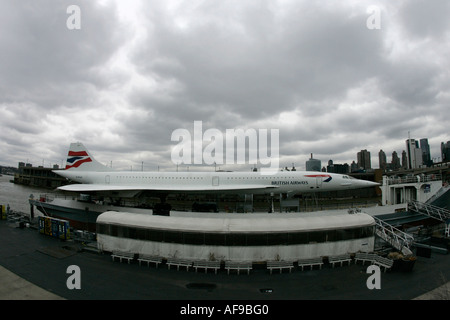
[306,153,321,171]
[401,150,408,169]
[357,149,371,170]
[420,138,431,167]
[378,149,386,170]
[442,141,450,162]
[350,161,358,173]
[406,139,423,169]
[391,151,400,170]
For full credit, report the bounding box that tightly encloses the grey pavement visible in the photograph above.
[0,265,64,300]
[1,220,449,302]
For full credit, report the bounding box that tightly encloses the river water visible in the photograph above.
[0,175,53,215]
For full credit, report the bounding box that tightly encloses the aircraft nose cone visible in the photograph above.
[363,180,380,187]
[341,179,379,188]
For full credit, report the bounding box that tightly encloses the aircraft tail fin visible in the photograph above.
[65,142,110,171]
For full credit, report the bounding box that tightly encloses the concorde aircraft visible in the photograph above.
[54,143,379,200]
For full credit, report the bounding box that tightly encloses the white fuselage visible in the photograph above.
[57,170,377,195]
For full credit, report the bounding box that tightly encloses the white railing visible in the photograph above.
[384,174,442,186]
[373,216,414,256]
[408,200,450,223]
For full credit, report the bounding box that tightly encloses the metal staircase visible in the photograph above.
[372,200,449,256]
[373,216,414,256]
[408,200,450,223]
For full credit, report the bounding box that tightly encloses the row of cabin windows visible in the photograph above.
[97,223,374,246]
[116,176,204,179]
[113,176,303,180]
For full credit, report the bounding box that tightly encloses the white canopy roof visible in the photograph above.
[97,210,375,233]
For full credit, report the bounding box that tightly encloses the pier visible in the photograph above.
[14,164,68,189]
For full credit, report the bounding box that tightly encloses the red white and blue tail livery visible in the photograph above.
[65,150,92,169]
[63,142,110,172]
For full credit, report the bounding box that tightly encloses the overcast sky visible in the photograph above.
[0,0,448,172]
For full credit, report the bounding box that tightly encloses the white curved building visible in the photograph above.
[96,210,375,262]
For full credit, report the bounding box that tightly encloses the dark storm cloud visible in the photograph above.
[0,1,123,108]
[118,1,394,169]
[0,0,125,164]
[131,1,385,124]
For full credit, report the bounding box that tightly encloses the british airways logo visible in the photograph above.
[66,151,92,169]
[271,180,308,185]
[304,174,333,182]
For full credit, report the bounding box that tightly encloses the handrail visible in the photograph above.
[373,216,414,256]
[383,174,442,186]
[408,200,450,223]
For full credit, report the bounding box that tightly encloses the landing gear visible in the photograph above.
[268,192,274,213]
[153,194,171,216]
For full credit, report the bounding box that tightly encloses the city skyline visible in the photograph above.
[10,135,448,174]
[311,136,448,173]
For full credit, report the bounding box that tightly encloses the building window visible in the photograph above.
[97,223,374,247]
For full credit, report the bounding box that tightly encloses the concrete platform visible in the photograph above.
[1,220,449,302]
[414,281,450,300]
[0,265,64,300]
